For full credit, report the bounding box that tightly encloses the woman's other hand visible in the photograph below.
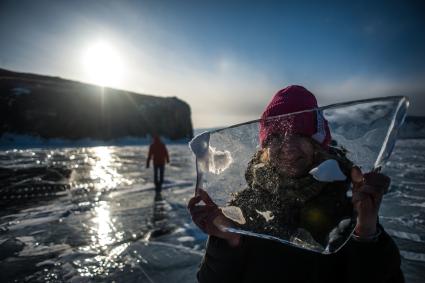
[351,167,390,238]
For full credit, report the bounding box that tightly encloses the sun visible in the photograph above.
[82,41,124,87]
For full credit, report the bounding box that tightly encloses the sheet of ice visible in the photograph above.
[400,251,425,262]
[109,179,192,198]
[8,215,63,231]
[16,236,71,257]
[0,139,423,281]
[190,96,409,254]
[386,229,422,243]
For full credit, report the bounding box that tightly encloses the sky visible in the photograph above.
[1,0,424,128]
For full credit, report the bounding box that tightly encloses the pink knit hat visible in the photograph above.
[259,85,331,148]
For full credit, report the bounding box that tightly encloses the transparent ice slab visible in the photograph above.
[189,96,409,254]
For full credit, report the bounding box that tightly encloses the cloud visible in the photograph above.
[119,43,279,128]
[111,38,425,127]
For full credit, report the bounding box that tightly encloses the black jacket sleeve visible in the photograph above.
[341,226,404,283]
[197,236,246,283]
[197,226,403,283]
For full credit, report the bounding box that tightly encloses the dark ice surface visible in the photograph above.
[0,141,424,282]
[0,145,205,282]
[380,139,425,282]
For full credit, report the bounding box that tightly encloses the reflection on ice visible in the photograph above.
[92,201,117,248]
[0,145,204,282]
[74,243,129,277]
[89,146,132,191]
[90,147,120,190]
[74,200,128,277]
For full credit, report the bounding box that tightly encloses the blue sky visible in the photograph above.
[1,0,424,127]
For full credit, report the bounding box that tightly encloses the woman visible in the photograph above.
[229,132,354,248]
[188,85,403,283]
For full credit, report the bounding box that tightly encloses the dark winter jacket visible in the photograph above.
[197,227,403,283]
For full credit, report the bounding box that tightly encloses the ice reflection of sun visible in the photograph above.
[88,146,130,249]
[76,147,132,277]
[78,201,127,276]
[93,201,115,247]
[90,146,130,191]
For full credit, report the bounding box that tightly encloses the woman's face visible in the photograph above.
[267,134,315,178]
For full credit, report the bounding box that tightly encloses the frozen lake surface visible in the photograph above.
[0,141,424,282]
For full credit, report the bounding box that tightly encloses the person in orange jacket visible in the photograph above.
[146,135,170,192]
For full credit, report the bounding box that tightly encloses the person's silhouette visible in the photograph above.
[146,135,170,192]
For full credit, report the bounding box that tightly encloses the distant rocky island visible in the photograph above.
[0,68,193,144]
[0,68,423,147]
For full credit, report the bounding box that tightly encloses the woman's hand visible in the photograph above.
[351,167,390,238]
[187,188,241,246]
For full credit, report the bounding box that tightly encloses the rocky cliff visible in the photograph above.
[0,68,193,142]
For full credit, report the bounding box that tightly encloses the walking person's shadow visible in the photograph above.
[147,191,175,239]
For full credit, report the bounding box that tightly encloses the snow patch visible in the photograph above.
[221,206,246,224]
[0,133,189,149]
[11,87,31,96]
[177,236,195,242]
[255,210,274,222]
[309,159,347,182]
